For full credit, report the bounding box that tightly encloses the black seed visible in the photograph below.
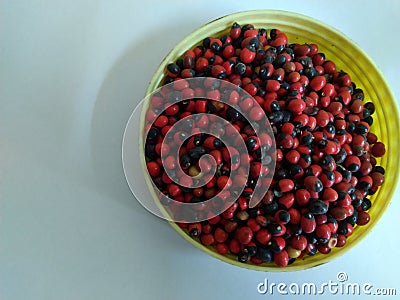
[301,133,313,145]
[270,101,281,111]
[325,124,336,135]
[281,82,290,90]
[346,210,358,226]
[355,123,369,135]
[256,247,273,263]
[318,140,328,149]
[176,58,184,70]
[268,223,283,235]
[246,207,257,218]
[167,63,180,75]
[321,155,333,166]
[146,127,160,144]
[309,199,328,215]
[213,138,222,149]
[278,211,290,223]
[264,201,279,214]
[362,108,371,119]
[364,102,375,114]
[145,144,158,160]
[347,122,356,133]
[204,65,212,76]
[299,57,312,68]
[303,67,318,78]
[267,239,281,253]
[189,228,200,238]
[246,137,258,151]
[361,198,372,211]
[315,180,324,193]
[282,110,292,123]
[290,165,303,177]
[226,106,242,122]
[347,163,360,173]
[244,245,257,256]
[275,168,290,179]
[333,148,347,164]
[263,54,275,64]
[364,116,373,126]
[373,166,385,175]
[273,54,287,67]
[211,42,221,52]
[352,198,363,208]
[238,251,249,263]
[202,37,211,48]
[337,221,348,235]
[268,111,284,123]
[180,154,191,168]
[305,232,317,244]
[358,181,371,191]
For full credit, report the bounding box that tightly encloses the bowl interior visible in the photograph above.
[141,10,400,271]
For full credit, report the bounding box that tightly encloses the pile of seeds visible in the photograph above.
[145,22,386,267]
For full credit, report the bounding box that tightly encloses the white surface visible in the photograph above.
[1,1,399,299]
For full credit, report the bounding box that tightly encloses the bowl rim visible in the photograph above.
[141,9,400,272]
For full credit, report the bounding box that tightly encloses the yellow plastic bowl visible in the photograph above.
[141,10,400,271]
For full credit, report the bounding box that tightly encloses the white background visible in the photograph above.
[1,1,400,299]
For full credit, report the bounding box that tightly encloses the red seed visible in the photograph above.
[279,179,294,193]
[146,161,160,177]
[217,176,232,189]
[336,234,346,247]
[290,235,307,251]
[350,99,363,113]
[323,61,336,74]
[229,239,241,254]
[315,224,331,240]
[249,106,265,121]
[301,214,316,233]
[214,228,228,243]
[278,193,295,209]
[329,206,347,221]
[274,250,289,267]
[316,110,330,127]
[240,46,256,63]
[265,79,281,92]
[295,189,310,206]
[310,75,327,91]
[236,227,253,244]
[357,211,370,225]
[287,99,306,114]
[371,142,386,157]
[371,172,384,186]
[322,188,338,202]
[201,234,215,246]
[216,243,229,255]
[256,229,271,244]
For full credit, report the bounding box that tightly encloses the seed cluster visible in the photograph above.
[145,22,386,267]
